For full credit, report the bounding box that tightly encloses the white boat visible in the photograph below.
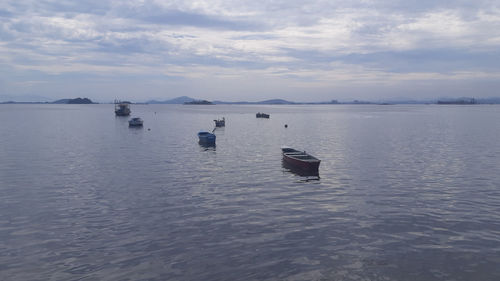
[128,117,143,127]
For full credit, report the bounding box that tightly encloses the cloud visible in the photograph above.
[136,9,262,31]
[1,0,500,101]
[338,49,500,74]
[27,0,110,16]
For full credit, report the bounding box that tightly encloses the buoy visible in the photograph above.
[284,124,288,128]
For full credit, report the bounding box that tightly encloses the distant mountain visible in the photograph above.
[477,97,500,104]
[437,97,477,105]
[213,98,295,105]
[52,99,71,104]
[53,98,95,104]
[212,100,251,104]
[259,99,295,104]
[148,96,195,104]
[184,100,213,105]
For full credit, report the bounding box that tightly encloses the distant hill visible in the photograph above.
[214,98,295,105]
[53,98,95,104]
[147,96,298,105]
[259,99,295,104]
[148,96,195,104]
[123,96,500,105]
[478,97,500,104]
[52,99,71,104]
[184,100,213,105]
[437,97,477,105]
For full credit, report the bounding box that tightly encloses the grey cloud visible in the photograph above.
[111,2,265,31]
[279,48,336,66]
[372,0,494,14]
[232,34,279,40]
[93,36,161,55]
[141,10,262,30]
[34,0,111,16]
[340,49,500,73]
[2,0,500,101]
[278,47,500,74]
[0,9,13,17]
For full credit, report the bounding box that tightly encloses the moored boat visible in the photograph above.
[282,160,320,178]
[256,112,270,118]
[214,117,225,127]
[281,146,320,171]
[198,131,216,144]
[115,100,131,116]
[128,117,143,127]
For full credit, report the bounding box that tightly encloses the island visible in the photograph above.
[53,97,96,104]
[437,98,477,105]
[184,100,213,105]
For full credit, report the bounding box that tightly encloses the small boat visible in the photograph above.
[128,117,143,127]
[256,112,270,118]
[115,100,131,116]
[282,160,319,178]
[281,146,320,171]
[214,117,225,127]
[198,131,216,144]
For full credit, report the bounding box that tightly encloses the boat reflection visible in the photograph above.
[282,160,320,180]
[199,141,216,151]
[212,126,225,135]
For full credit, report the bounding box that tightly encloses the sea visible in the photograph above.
[1,104,500,281]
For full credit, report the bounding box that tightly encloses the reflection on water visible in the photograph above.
[212,126,225,134]
[128,125,143,129]
[282,159,320,179]
[199,141,216,150]
[2,104,500,280]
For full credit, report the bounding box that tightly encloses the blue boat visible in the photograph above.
[198,131,216,144]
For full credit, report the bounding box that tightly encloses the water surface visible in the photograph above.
[1,104,500,280]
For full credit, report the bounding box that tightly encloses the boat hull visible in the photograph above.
[198,132,216,144]
[282,154,320,171]
[115,110,130,116]
[282,160,319,177]
[198,136,216,143]
[214,118,225,127]
[128,118,143,126]
[281,146,320,172]
[115,101,131,116]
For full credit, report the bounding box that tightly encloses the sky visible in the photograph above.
[1,0,500,102]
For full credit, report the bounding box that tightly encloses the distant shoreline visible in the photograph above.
[2,96,500,105]
[1,97,96,104]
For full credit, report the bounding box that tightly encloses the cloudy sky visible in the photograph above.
[1,0,500,102]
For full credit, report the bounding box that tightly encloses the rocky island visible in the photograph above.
[53,97,95,104]
[184,99,213,105]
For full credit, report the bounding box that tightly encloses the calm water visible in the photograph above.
[1,104,500,280]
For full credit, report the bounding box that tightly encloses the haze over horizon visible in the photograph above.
[1,1,500,103]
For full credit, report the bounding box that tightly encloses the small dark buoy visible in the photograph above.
[148,128,151,131]
[284,124,288,128]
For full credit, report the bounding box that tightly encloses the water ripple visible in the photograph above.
[1,104,500,280]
